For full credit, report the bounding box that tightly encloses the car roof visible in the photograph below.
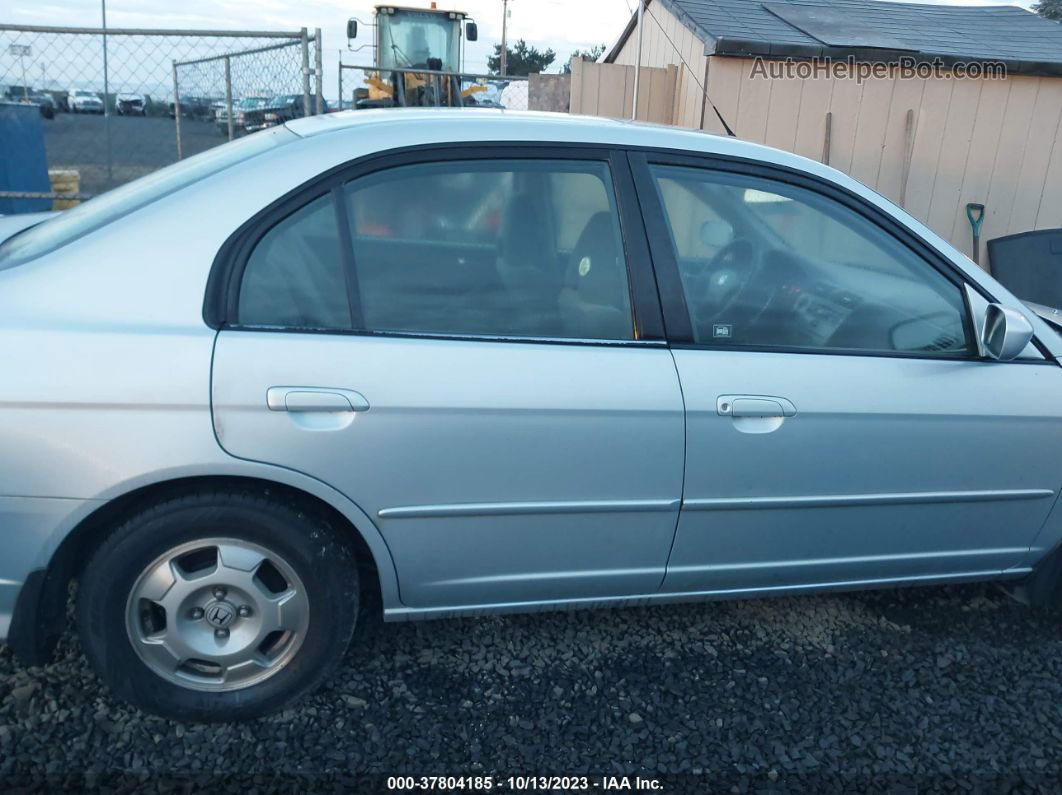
[284,108,821,177]
[288,107,682,142]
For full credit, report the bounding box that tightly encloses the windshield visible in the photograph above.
[377,11,461,72]
[0,128,291,270]
[1025,301,1062,337]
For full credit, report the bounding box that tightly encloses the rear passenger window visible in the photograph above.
[342,160,634,340]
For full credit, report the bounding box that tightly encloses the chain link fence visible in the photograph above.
[0,24,323,209]
[173,35,324,158]
[338,63,529,112]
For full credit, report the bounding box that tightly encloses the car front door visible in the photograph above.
[210,147,685,610]
[631,153,1062,595]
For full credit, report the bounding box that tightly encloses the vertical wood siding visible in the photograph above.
[600,2,1062,265]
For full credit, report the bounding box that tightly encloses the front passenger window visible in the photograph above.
[651,166,971,356]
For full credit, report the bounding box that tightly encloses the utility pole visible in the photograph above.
[102,0,113,186]
[632,0,644,120]
[18,48,29,99]
[101,0,110,115]
[500,0,509,76]
[6,46,29,99]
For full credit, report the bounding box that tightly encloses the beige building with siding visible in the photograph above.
[584,0,1062,266]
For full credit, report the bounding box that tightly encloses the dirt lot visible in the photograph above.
[2,582,1062,792]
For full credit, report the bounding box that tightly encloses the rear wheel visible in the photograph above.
[77,490,359,721]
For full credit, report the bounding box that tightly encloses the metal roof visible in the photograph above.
[607,0,1062,77]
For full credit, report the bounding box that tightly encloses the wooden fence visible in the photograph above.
[569,59,678,126]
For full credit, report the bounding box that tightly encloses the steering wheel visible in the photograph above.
[698,238,763,322]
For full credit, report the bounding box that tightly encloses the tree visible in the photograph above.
[487,39,556,76]
[563,44,607,74]
[1034,0,1062,21]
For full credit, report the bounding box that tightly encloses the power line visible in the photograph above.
[635,0,735,136]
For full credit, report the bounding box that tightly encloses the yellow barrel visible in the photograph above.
[48,169,81,210]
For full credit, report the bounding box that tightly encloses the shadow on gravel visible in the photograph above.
[3,583,1062,791]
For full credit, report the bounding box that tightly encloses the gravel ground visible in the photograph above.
[2,582,1062,792]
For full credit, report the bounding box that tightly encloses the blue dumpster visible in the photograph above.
[0,101,50,214]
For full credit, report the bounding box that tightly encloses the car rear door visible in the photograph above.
[210,146,685,610]
[630,152,1062,594]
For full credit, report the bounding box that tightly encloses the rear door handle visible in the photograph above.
[717,395,797,417]
[266,387,370,412]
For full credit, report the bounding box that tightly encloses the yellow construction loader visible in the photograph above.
[346,4,487,108]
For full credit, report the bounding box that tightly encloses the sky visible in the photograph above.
[8,0,1040,73]
[8,0,634,77]
[3,0,1042,101]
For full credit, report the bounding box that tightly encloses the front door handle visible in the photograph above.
[266,387,370,412]
[717,395,797,418]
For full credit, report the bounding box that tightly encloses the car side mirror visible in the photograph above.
[347,19,358,39]
[982,303,1034,361]
[465,21,478,42]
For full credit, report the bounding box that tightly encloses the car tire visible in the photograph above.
[77,489,360,721]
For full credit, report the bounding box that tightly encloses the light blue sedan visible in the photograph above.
[1,110,1060,721]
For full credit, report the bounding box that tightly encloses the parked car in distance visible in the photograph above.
[116,93,148,116]
[68,89,104,114]
[9,92,56,119]
[215,96,270,135]
[3,110,1062,723]
[168,95,219,120]
[33,93,55,119]
[242,93,325,132]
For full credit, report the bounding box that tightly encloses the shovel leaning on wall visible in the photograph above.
[966,203,985,266]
